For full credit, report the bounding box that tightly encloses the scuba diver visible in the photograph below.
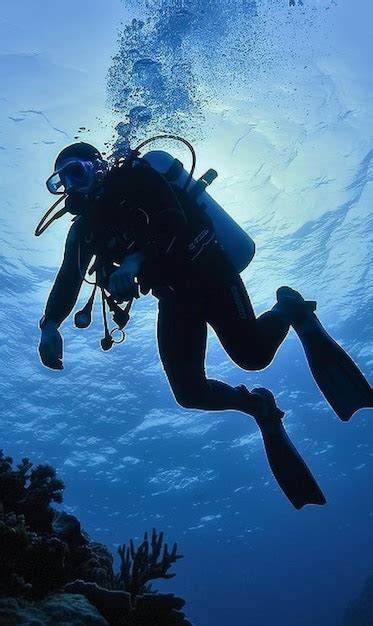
[36,138,373,510]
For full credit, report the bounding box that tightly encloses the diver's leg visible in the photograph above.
[157,296,325,508]
[206,276,290,371]
[157,295,261,412]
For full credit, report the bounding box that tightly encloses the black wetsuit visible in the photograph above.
[43,158,290,411]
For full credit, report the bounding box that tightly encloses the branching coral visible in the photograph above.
[115,528,183,598]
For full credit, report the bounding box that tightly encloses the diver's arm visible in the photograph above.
[42,218,92,328]
[38,219,92,370]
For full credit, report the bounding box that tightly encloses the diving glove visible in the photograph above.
[108,267,139,302]
[38,320,63,370]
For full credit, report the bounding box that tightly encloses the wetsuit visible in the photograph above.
[42,158,290,411]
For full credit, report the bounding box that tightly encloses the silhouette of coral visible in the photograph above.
[115,528,183,597]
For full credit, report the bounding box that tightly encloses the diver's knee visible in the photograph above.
[174,393,197,409]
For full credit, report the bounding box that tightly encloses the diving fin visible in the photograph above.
[276,287,373,421]
[248,388,326,509]
[263,421,326,509]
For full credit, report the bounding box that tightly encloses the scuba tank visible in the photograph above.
[142,150,255,273]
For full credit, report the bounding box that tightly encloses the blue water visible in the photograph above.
[1,1,372,625]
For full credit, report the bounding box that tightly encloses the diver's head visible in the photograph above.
[46,142,108,196]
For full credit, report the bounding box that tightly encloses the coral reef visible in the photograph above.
[0,450,192,625]
[343,576,373,626]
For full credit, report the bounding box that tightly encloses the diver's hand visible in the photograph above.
[108,266,140,301]
[38,322,64,370]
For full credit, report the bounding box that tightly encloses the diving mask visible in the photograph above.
[46,157,108,195]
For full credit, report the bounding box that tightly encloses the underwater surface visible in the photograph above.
[1,0,372,624]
